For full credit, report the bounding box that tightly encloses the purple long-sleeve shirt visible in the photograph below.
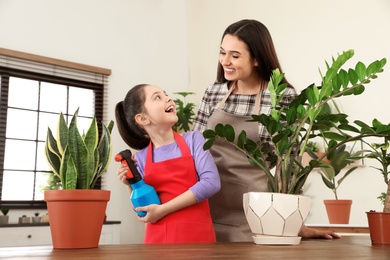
[134,130,220,202]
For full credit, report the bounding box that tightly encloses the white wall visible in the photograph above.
[1,0,389,244]
[0,0,189,244]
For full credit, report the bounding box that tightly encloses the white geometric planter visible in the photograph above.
[243,192,311,245]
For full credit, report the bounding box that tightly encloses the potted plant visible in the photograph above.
[0,207,9,224]
[302,141,322,166]
[18,214,30,224]
[44,108,114,249]
[361,137,390,244]
[32,212,41,223]
[317,143,362,224]
[172,92,196,132]
[203,50,388,244]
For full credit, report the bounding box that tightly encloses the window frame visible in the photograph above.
[0,48,111,210]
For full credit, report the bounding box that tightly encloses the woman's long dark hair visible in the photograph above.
[216,19,292,89]
[115,84,151,150]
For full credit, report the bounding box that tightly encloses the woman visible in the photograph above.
[193,19,340,242]
[115,84,220,243]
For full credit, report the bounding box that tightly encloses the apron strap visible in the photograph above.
[146,131,190,164]
[217,81,262,114]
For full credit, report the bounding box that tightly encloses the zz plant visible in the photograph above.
[203,50,389,195]
[44,109,114,189]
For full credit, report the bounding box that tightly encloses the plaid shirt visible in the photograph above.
[193,82,298,144]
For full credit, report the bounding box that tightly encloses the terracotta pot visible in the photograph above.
[301,152,331,167]
[243,192,311,245]
[324,199,352,224]
[44,189,110,249]
[366,211,390,244]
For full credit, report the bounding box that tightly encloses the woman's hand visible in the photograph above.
[299,225,341,239]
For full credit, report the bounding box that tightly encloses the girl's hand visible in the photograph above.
[116,163,130,185]
[135,204,167,224]
[116,152,138,185]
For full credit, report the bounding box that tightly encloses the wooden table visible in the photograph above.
[306,224,369,234]
[1,235,389,259]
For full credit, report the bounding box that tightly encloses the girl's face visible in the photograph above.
[138,85,177,129]
[219,34,258,82]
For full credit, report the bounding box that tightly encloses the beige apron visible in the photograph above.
[207,83,268,242]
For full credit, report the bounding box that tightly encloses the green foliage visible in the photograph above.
[361,138,390,212]
[378,192,386,205]
[318,143,362,199]
[41,171,62,191]
[305,141,320,153]
[172,92,196,132]
[203,50,389,195]
[0,207,9,216]
[44,108,114,189]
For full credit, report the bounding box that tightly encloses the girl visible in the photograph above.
[115,84,220,244]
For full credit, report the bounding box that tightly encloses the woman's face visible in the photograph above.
[138,85,178,128]
[219,34,258,82]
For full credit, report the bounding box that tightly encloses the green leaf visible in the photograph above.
[321,173,335,189]
[277,136,289,155]
[94,121,114,187]
[354,120,370,129]
[306,87,318,106]
[337,166,358,185]
[68,112,89,189]
[215,123,224,137]
[222,124,235,142]
[203,129,217,139]
[337,124,360,133]
[366,60,380,76]
[322,131,346,141]
[203,138,215,150]
[45,129,61,177]
[84,116,98,187]
[64,150,77,190]
[353,85,365,95]
[338,69,349,89]
[237,130,247,149]
[57,113,68,156]
[355,61,367,82]
[59,146,69,189]
[285,106,297,125]
[324,67,337,84]
[348,69,358,85]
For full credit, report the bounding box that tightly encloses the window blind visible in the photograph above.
[0,47,111,84]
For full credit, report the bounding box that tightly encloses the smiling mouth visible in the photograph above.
[165,105,175,113]
[224,68,235,72]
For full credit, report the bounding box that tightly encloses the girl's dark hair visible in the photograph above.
[115,84,151,150]
[216,19,293,89]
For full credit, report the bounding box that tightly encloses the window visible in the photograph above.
[0,48,111,209]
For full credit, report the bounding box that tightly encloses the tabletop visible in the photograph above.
[1,235,389,260]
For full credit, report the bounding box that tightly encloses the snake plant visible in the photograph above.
[44,109,114,189]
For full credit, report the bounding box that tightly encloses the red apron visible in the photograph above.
[143,131,216,244]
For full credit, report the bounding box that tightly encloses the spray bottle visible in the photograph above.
[114,149,161,217]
